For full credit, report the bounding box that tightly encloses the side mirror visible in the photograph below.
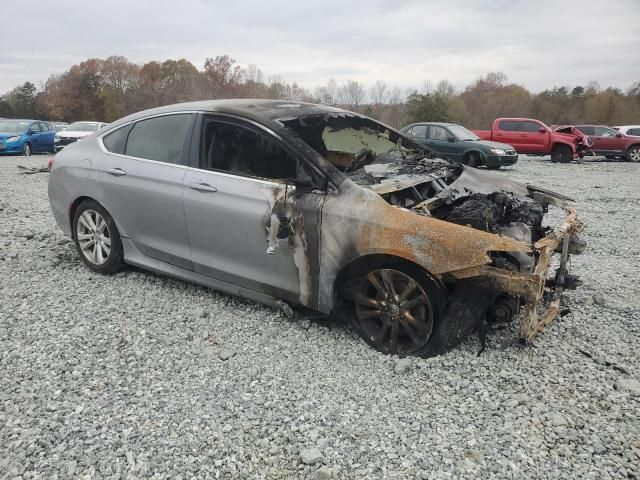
[616,133,622,138]
[447,136,456,143]
[538,127,546,133]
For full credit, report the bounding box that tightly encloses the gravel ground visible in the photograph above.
[1,154,639,480]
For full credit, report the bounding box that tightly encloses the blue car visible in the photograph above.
[0,119,56,156]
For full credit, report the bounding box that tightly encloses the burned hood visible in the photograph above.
[347,156,572,207]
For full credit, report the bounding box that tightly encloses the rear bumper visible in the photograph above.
[448,208,585,341]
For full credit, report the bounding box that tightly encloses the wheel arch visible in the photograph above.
[463,149,485,165]
[68,196,117,239]
[551,141,575,153]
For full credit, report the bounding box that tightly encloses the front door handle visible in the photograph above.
[107,168,127,177]
[189,182,217,193]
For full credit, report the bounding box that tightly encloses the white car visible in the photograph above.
[614,125,640,137]
[54,121,107,152]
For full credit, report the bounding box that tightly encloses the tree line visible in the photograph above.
[1,56,638,129]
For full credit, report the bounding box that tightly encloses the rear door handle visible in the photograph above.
[107,168,127,177]
[189,182,217,193]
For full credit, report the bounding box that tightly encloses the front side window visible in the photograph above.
[125,114,192,164]
[30,123,42,133]
[428,125,449,141]
[522,121,543,133]
[629,128,640,136]
[200,118,297,180]
[593,126,616,137]
[498,121,519,131]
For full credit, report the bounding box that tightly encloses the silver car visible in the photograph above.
[48,100,585,356]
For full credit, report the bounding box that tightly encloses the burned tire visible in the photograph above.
[626,146,640,162]
[550,145,572,163]
[72,199,125,274]
[350,263,446,356]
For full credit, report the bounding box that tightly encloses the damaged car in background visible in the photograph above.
[48,100,586,357]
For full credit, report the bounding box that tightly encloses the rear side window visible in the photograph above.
[629,128,640,136]
[522,121,542,132]
[498,121,519,131]
[125,114,192,164]
[408,125,427,138]
[102,127,130,154]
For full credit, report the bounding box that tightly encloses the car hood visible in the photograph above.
[347,156,572,208]
[472,140,515,151]
[0,132,25,139]
[57,131,93,138]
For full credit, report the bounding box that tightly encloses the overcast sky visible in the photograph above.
[2,0,639,95]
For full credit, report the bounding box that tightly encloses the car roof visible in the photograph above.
[407,122,456,126]
[106,99,349,131]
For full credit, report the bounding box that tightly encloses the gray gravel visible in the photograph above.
[1,154,639,479]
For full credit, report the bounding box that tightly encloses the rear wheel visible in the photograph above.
[550,145,572,163]
[23,143,31,156]
[72,199,125,274]
[627,146,640,162]
[351,264,443,356]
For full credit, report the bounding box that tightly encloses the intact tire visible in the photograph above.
[72,199,125,274]
[463,152,478,168]
[626,145,640,162]
[23,143,32,156]
[550,145,572,163]
[350,262,446,357]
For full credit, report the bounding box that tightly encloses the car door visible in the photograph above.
[27,122,43,151]
[520,120,548,154]
[182,115,320,305]
[426,125,459,160]
[591,126,622,154]
[96,113,196,270]
[494,120,522,150]
[39,122,54,151]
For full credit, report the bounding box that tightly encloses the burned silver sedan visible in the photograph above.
[48,100,585,356]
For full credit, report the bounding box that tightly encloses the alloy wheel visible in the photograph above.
[629,147,640,162]
[355,269,434,354]
[76,209,111,265]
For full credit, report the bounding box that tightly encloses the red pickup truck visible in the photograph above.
[473,118,592,163]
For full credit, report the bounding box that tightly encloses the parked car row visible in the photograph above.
[0,119,106,156]
[403,117,640,167]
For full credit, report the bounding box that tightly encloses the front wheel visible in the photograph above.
[23,143,31,156]
[550,145,572,163]
[627,146,640,162]
[72,200,125,274]
[351,264,443,356]
[463,152,478,168]
[486,164,501,170]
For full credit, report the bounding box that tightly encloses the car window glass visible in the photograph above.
[521,121,541,132]
[30,123,41,133]
[428,126,448,140]
[200,119,297,180]
[409,125,427,138]
[102,126,130,154]
[576,126,594,135]
[630,128,640,136]
[498,121,519,131]
[593,126,614,137]
[37,122,47,131]
[125,114,191,164]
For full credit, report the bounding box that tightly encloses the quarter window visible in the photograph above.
[200,118,297,180]
[124,114,192,164]
[102,126,130,154]
[498,121,519,131]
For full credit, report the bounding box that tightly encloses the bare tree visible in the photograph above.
[339,80,365,111]
[370,80,389,119]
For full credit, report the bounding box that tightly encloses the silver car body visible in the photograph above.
[48,100,583,342]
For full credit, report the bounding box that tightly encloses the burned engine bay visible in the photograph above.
[282,112,585,344]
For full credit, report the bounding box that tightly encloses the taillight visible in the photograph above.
[47,157,54,171]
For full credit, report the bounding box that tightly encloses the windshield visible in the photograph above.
[67,122,101,132]
[448,125,479,141]
[0,120,30,133]
[281,114,430,171]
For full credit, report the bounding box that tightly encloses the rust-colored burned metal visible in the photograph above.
[447,208,584,342]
